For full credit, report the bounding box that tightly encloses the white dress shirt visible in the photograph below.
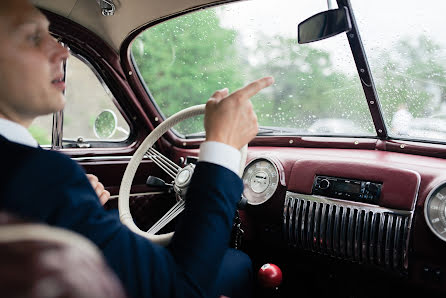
[0,118,38,148]
[0,118,241,175]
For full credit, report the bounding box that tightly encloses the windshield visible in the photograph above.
[131,0,375,137]
[353,0,446,143]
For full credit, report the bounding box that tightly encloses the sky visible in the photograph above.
[216,0,446,72]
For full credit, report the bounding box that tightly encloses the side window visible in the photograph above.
[29,114,53,146]
[29,53,130,147]
[63,54,130,143]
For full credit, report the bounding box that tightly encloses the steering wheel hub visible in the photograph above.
[174,164,195,197]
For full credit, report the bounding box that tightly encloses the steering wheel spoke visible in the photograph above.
[147,200,185,235]
[146,147,180,179]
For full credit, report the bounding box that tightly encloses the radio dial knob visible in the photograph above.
[319,179,330,190]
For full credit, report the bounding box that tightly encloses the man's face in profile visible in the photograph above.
[0,0,69,126]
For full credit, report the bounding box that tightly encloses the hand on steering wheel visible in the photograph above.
[118,105,247,246]
[118,77,273,246]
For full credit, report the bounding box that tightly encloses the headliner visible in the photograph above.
[31,0,234,52]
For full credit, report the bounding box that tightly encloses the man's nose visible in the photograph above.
[48,38,70,63]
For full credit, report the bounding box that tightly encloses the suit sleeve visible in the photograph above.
[2,150,243,298]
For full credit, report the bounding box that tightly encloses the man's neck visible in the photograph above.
[0,118,38,147]
[0,112,32,128]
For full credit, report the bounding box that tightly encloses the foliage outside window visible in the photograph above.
[29,114,52,145]
[132,0,375,137]
[352,0,446,142]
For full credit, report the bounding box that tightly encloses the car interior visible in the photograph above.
[7,0,446,296]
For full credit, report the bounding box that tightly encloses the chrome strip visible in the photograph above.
[73,155,150,162]
[369,212,377,263]
[288,197,295,245]
[283,192,413,271]
[393,216,402,269]
[377,213,385,265]
[300,200,308,249]
[362,211,370,263]
[52,110,64,149]
[354,209,362,262]
[346,208,355,259]
[108,191,164,200]
[294,199,302,248]
[283,196,290,243]
[340,207,348,257]
[326,204,334,253]
[319,203,328,252]
[313,203,321,251]
[333,206,341,256]
[51,43,67,150]
[307,201,315,251]
[385,214,394,267]
[402,217,410,270]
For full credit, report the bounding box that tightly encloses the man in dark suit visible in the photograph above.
[0,0,274,297]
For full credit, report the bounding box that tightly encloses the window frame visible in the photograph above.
[45,47,134,150]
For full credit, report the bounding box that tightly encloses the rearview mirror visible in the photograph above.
[298,7,352,44]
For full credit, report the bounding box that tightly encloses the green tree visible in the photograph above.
[250,36,370,131]
[132,10,244,135]
[373,35,446,120]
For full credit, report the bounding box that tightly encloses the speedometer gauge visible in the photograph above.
[242,158,279,205]
[424,182,446,242]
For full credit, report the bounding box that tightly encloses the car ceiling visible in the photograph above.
[31,0,231,52]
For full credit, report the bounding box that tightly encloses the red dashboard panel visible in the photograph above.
[287,159,420,210]
[240,146,446,292]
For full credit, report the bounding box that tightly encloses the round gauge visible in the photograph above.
[242,158,279,205]
[424,182,446,242]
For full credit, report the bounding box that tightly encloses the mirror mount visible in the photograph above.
[298,7,352,44]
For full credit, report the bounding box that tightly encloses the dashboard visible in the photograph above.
[240,146,446,293]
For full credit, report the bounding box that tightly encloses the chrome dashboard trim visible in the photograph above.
[294,198,302,248]
[108,191,164,200]
[347,208,354,259]
[283,192,413,272]
[377,213,384,264]
[73,155,150,162]
[393,216,402,269]
[361,210,370,263]
[284,195,290,243]
[287,196,295,245]
[326,204,334,253]
[333,205,340,256]
[354,209,362,262]
[307,201,315,251]
[319,203,328,250]
[313,202,321,251]
[369,212,377,263]
[340,207,347,257]
[385,214,394,267]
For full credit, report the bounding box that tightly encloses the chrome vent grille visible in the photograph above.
[283,192,412,271]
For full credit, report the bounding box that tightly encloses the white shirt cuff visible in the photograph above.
[198,141,241,175]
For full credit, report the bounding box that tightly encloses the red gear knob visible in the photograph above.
[257,263,283,288]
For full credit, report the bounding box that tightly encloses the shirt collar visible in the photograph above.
[0,118,39,148]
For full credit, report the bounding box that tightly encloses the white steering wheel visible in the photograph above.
[118,104,247,246]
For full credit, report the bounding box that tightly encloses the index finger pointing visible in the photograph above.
[234,76,274,100]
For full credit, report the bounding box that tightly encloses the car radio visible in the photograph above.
[312,175,382,204]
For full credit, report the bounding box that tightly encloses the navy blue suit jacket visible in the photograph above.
[0,135,243,297]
